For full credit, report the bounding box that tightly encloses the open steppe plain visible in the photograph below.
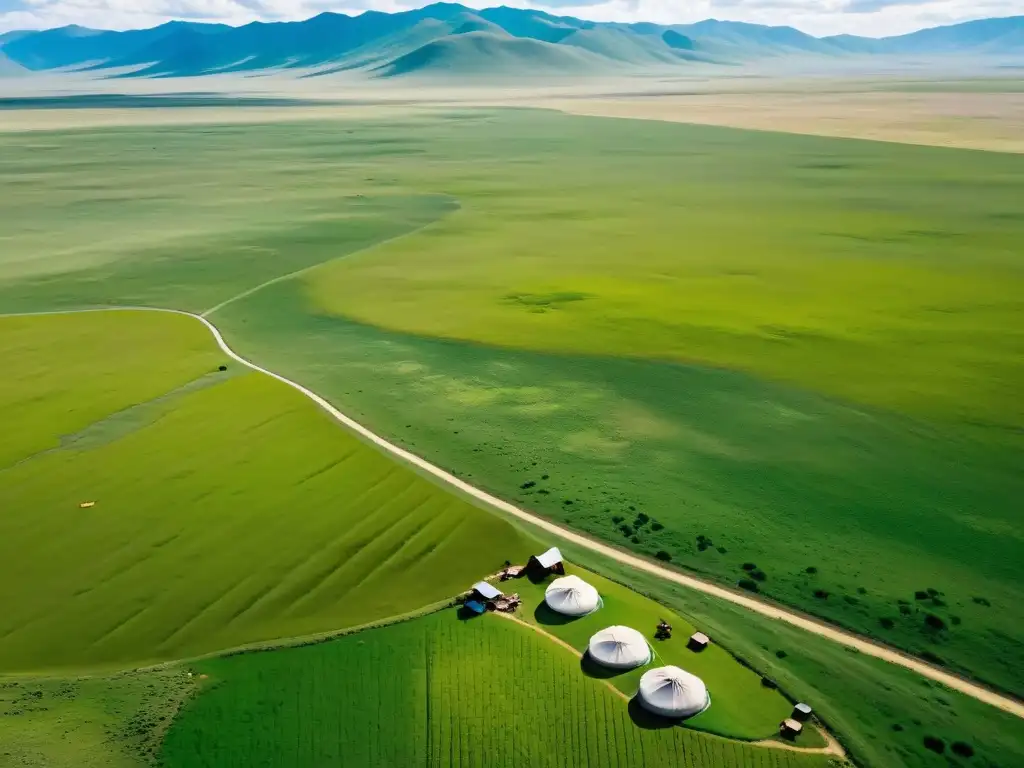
[1,68,1022,768]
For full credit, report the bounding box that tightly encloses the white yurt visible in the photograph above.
[587,626,652,669]
[637,666,710,719]
[544,575,601,617]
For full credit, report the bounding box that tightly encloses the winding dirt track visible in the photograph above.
[5,306,1023,721]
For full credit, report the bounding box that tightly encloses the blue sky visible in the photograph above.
[0,0,1021,36]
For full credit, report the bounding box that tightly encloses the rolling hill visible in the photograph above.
[0,4,1022,79]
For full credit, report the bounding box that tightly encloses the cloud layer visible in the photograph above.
[0,0,1021,36]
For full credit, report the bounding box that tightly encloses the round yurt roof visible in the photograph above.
[587,626,651,669]
[544,575,600,616]
[637,666,710,719]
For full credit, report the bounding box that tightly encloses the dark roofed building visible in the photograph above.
[527,547,564,577]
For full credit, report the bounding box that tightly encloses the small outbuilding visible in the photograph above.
[793,702,813,722]
[780,719,804,740]
[464,600,486,615]
[687,632,710,652]
[545,575,601,616]
[471,581,503,602]
[527,547,565,577]
[587,626,652,669]
[637,666,710,719]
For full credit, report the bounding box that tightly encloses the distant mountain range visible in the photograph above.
[1,4,1022,79]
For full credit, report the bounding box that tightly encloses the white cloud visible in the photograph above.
[1,0,1022,36]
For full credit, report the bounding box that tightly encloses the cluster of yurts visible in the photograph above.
[544,575,711,719]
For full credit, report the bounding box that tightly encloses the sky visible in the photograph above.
[0,0,1021,37]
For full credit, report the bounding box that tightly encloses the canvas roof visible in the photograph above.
[588,625,651,669]
[472,581,502,599]
[545,575,600,616]
[638,666,710,719]
[534,546,562,568]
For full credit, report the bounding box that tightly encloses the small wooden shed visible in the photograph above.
[470,581,503,604]
[526,547,565,577]
[688,632,710,652]
[780,719,803,740]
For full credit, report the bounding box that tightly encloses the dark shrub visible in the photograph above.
[520,481,536,489]
[951,616,961,626]
[612,515,624,524]
[651,522,664,532]
[879,617,895,630]
[914,591,929,601]
[697,540,711,552]
[742,562,758,572]
[563,499,573,506]
[655,550,672,562]
[899,604,912,615]
[620,525,634,537]
[630,535,640,544]
[538,489,550,495]
[813,589,830,600]
[931,597,947,607]
[891,723,903,732]
[925,614,947,631]
[628,505,636,511]
[921,651,944,665]
[972,596,990,607]
[775,650,787,659]
[541,474,549,480]
[927,588,941,597]
[805,566,818,574]
[751,569,767,582]
[951,741,974,758]
[218,365,228,372]
[923,736,945,754]
[717,546,727,554]
[636,513,650,526]
[857,587,867,594]
[738,579,759,593]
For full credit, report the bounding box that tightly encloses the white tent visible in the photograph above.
[544,575,601,616]
[637,666,710,719]
[587,626,651,669]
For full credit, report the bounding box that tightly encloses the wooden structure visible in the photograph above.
[492,593,522,613]
[499,565,525,581]
[526,547,565,577]
[793,702,813,722]
[655,621,673,640]
[779,719,803,740]
[470,581,503,603]
[687,632,710,652]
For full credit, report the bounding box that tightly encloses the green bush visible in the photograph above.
[923,735,945,754]
[951,741,974,758]
[655,550,672,562]
[738,579,759,593]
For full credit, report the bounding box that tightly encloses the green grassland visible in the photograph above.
[0,111,1021,765]
[515,565,792,741]
[0,311,532,673]
[213,278,1024,694]
[0,311,223,469]
[306,112,1024,434]
[551,533,1024,768]
[0,669,197,768]
[161,610,833,768]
